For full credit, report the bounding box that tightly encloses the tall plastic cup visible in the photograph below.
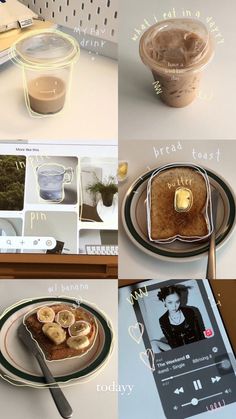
[140,19,214,107]
[11,30,80,116]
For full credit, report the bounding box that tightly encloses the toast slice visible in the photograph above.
[24,304,97,361]
[149,166,210,241]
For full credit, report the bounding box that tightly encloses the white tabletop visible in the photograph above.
[119,0,236,141]
[0,279,118,419]
[0,49,117,143]
[119,139,236,279]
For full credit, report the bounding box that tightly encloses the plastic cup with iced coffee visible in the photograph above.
[11,29,80,116]
[139,19,214,107]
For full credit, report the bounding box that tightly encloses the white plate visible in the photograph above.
[122,167,236,262]
[0,296,113,387]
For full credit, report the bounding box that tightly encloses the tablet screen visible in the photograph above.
[0,142,118,255]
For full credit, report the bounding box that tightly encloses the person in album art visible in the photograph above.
[156,285,206,350]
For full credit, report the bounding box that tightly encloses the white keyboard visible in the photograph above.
[86,245,118,255]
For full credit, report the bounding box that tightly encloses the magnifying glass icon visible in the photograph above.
[6,239,12,245]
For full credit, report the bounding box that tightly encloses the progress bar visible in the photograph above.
[181,392,223,407]
[161,361,224,382]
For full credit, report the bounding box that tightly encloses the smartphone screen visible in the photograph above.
[0,142,118,255]
[119,279,236,419]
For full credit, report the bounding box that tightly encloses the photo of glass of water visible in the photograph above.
[36,163,73,203]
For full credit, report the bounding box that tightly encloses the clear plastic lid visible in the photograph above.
[11,30,80,68]
[140,19,214,74]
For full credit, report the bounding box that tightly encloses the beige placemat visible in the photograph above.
[0,20,54,53]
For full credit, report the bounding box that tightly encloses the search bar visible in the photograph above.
[0,237,56,250]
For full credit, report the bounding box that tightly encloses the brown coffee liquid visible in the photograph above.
[150,29,206,68]
[152,70,202,107]
[140,23,213,107]
[28,76,66,114]
[149,29,206,107]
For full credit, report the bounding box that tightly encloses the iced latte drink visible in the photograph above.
[140,19,214,107]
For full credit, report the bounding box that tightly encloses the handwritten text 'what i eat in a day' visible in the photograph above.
[131,9,224,45]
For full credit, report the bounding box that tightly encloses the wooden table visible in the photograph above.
[0,254,117,279]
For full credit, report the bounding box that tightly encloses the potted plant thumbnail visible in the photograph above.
[87,176,118,207]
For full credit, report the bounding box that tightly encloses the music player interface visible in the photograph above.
[132,280,236,418]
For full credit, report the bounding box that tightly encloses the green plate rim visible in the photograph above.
[0,297,112,384]
[123,168,236,258]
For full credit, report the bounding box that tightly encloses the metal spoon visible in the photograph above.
[206,189,219,280]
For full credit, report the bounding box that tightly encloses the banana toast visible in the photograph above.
[24,304,98,361]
